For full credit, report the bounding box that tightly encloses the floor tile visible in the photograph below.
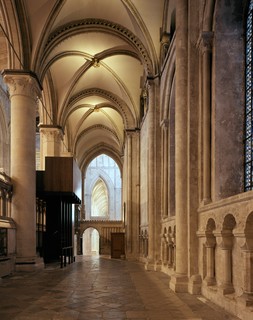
[0,256,240,320]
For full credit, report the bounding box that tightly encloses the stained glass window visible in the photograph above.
[245,0,253,191]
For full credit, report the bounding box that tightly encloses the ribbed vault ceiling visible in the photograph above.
[17,0,169,170]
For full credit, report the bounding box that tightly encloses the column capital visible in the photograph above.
[39,125,64,140]
[2,70,42,101]
[125,128,140,137]
[214,230,233,249]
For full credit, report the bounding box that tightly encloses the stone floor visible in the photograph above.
[0,255,240,320]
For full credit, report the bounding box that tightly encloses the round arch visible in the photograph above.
[82,227,100,256]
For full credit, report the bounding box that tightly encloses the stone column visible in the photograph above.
[145,79,158,270]
[125,129,140,260]
[161,120,169,218]
[200,32,213,203]
[240,250,253,306]
[204,235,216,286]
[235,234,253,306]
[3,70,43,269]
[81,171,85,220]
[0,190,4,215]
[164,237,169,264]
[126,131,132,255]
[218,232,234,295]
[170,0,188,292]
[161,235,167,264]
[39,125,63,169]
[168,240,173,267]
[6,191,12,217]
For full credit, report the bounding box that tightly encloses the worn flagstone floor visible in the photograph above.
[0,255,240,320]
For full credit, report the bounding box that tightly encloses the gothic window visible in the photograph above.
[245,0,253,191]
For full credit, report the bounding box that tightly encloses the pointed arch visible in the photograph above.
[91,178,109,218]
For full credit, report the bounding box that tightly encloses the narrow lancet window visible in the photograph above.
[245,0,253,191]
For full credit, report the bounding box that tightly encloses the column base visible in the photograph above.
[154,260,162,271]
[201,198,212,205]
[237,293,253,307]
[203,276,216,286]
[170,274,188,293]
[145,258,155,271]
[15,256,44,272]
[218,284,234,295]
[188,274,202,294]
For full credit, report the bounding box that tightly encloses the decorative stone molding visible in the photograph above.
[2,70,42,102]
[125,128,140,137]
[66,88,134,128]
[39,125,64,143]
[44,18,153,74]
[78,124,121,144]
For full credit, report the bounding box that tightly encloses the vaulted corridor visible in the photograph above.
[0,256,239,320]
[1,1,253,319]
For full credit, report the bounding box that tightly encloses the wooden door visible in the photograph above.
[111,233,125,258]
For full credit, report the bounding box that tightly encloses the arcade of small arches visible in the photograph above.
[77,153,124,256]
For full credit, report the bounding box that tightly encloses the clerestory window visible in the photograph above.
[245,0,253,191]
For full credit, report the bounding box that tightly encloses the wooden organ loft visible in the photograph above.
[36,157,81,265]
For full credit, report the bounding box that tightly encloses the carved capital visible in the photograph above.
[215,230,233,249]
[2,70,42,102]
[234,231,253,251]
[205,234,216,248]
[40,125,63,143]
[125,128,140,138]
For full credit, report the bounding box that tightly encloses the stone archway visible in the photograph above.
[82,227,100,256]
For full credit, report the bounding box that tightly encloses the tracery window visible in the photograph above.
[245,0,253,191]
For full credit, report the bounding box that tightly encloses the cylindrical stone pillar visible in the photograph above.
[6,192,12,217]
[81,172,85,220]
[205,245,216,285]
[223,248,232,283]
[126,131,132,254]
[162,120,169,218]
[145,80,156,269]
[201,32,213,203]
[0,190,4,215]
[171,0,188,290]
[219,244,234,294]
[3,70,41,267]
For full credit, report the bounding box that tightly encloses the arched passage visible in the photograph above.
[82,227,99,256]
[84,153,122,221]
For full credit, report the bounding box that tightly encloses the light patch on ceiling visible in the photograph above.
[47,32,127,59]
[50,55,85,91]
[80,96,108,106]
[72,65,123,98]
[52,0,134,32]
